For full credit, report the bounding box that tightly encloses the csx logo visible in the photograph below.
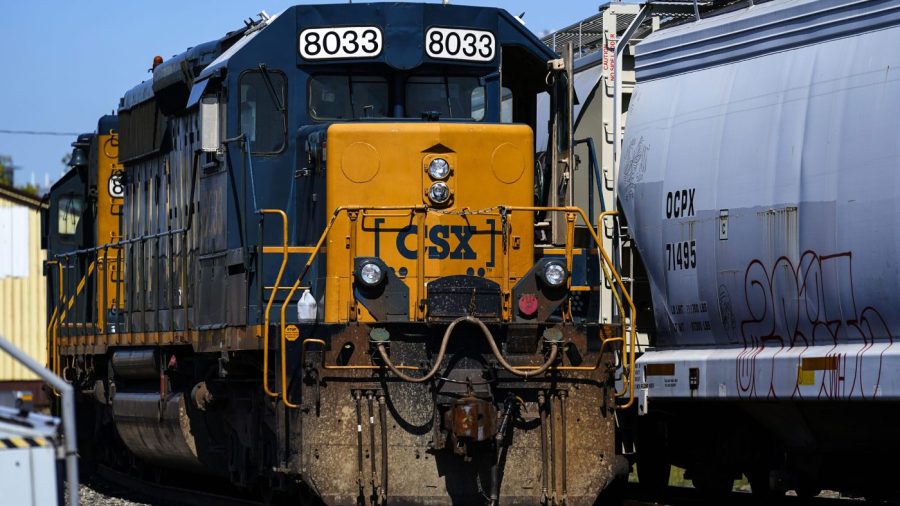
[373,218,497,264]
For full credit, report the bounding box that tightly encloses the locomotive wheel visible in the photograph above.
[637,458,670,491]
[636,415,670,491]
[597,475,627,506]
[746,468,773,497]
[864,491,888,504]
[794,473,821,499]
[690,469,734,496]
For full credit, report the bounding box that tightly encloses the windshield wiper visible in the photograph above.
[257,63,285,113]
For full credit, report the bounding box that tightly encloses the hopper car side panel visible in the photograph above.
[619,0,900,496]
[621,0,900,402]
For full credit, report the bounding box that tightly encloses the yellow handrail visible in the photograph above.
[598,210,636,409]
[259,209,289,398]
[54,261,96,354]
[276,211,345,407]
[45,260,64,396]
[262,205,635,409]
[471,206,637,409]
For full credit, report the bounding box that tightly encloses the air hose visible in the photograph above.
[375,316,559,382]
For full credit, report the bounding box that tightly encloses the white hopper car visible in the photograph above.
[620,0,900,498]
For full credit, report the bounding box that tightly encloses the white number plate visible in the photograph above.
[108,170,125,198]
[299,26,383,60]
[426,27,495,62]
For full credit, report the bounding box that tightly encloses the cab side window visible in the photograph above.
[470,87,514,123]
[239,71,287,153]
[57,195,83,240]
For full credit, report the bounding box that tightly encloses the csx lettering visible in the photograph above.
[665,188,695,219]
[396,225,477,260]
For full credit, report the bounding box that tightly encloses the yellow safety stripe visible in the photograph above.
[0,437,49,449]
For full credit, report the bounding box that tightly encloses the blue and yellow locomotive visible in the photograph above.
[43,4,635,504]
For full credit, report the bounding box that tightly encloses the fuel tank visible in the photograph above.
[619,0,900,401]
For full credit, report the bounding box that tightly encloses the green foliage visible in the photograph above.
[17,183,40,196]
[0,155,12,186]
[0,154,41,195]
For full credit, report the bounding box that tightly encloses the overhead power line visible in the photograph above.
[0,129,81,137]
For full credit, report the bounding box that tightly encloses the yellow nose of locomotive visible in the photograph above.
[324,123,535,323]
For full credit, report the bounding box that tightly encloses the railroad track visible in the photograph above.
[88,467,887,506]
[92,464,267,506]
[623,483,883,505]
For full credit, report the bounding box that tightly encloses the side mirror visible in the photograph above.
[200,96,220,152]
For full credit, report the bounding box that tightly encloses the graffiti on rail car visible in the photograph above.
[737,250,894,400]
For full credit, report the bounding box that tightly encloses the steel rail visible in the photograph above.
[93,464,265,506]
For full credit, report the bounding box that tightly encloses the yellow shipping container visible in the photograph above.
[0,184,47,382]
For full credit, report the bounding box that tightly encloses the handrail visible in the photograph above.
[55,260,96,373]
[598,210,637,408]
[276,209,347,407]
[262,204,635,409]
[486,206,637,408]
[45,260,64,396]
[273,206,429,408]
[51,226,190,259]
[259,209,289,398]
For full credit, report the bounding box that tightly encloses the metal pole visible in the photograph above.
[0,335,78,506]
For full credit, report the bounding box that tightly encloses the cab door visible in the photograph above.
[45,156,95,336]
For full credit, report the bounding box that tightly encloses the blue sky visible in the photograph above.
[0,1,604,188]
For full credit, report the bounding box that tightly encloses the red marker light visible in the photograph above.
[518,293,539,317]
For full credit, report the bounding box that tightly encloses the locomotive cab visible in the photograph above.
[46,135,93,260]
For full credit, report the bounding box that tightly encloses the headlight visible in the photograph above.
[357,261,385,287]
[427,158,450,180]
[428,181,451,204]
[541,261,567,287]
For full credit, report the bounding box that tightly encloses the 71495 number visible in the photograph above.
[299,26,382,60]
[665,240,696,271]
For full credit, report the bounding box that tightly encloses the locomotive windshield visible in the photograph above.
[404,75,483,119]
[307,73,513,121]
[308,75,389,119]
